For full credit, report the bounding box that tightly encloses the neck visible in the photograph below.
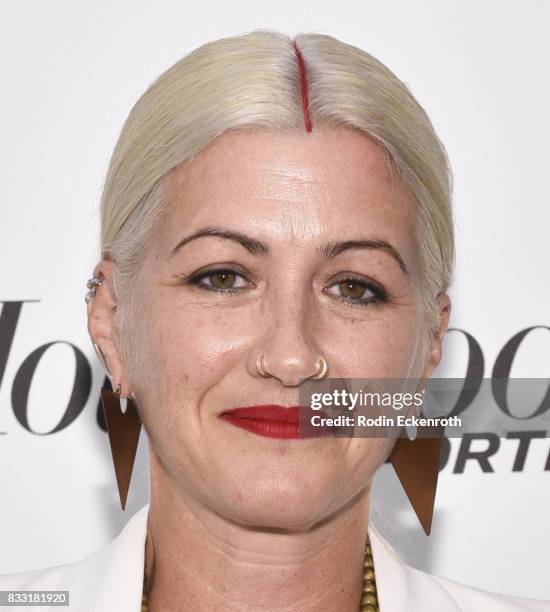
[144,456,372,612]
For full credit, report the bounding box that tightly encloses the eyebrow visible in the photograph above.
[168,225,410,276]
[169,226,269,257]
[320,239,410,276]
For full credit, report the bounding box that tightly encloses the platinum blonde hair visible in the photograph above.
[99,29,454,355]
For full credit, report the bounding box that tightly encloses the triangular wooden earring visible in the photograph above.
[388,433,444,536]
[101,386,142,511]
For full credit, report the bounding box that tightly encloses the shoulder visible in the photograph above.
[367,524,550,611]
[0,505,149,612]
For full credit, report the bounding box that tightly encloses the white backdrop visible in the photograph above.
[1,0,549,602]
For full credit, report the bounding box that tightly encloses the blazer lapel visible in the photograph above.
[368,523,462,611]
[66,503,149,611]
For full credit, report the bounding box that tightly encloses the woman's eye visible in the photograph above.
[326,279,384,306]
[192,269,249,292]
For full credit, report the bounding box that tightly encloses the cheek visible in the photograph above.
[145,303,252,394]
[320,309,428,378]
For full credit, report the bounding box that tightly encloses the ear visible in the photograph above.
[87,260,132,398]
[422,291,452,380]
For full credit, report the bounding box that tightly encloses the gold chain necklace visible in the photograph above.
[141,535,379,611]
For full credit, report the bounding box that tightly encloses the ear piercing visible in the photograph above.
[85,276,102,303]
[93,342,113,381]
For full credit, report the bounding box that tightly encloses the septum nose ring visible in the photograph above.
[256,353,329,380]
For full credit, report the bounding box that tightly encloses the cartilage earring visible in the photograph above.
[100,384,142,511]
[85,276,102,303]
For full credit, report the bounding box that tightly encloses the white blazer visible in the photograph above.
[1,503,549,611]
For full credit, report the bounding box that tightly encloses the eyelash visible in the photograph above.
[325,276,388,307]
[187,267,388,307]
[187,267,251,295]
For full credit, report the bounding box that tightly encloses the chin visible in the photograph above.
[213,472,343,530]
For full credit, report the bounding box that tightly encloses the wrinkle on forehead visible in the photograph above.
[160,128,416,256]
[170,126,396,191]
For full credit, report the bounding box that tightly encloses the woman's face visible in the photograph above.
[112,127,448,528]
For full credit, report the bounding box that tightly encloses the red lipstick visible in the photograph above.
[219,405,326,439]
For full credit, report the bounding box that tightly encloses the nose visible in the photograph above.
[248,295,327,387]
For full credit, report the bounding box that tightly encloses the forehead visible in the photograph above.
[161,127,416,252]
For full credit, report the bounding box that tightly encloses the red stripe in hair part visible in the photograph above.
[292,40,313,133]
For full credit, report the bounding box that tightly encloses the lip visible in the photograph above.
[218,405,329,439]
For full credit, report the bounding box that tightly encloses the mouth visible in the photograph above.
[218,405,329,439]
